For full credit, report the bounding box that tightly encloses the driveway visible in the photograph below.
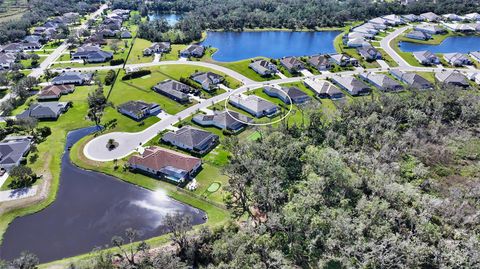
[379,26,411,68]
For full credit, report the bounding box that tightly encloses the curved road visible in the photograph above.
[82,26,480,161]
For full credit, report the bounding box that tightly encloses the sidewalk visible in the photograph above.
[0,186,38,202]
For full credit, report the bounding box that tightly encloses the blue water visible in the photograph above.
[148,13,181,26]
[201,31,341,62]
[399,36,480,53]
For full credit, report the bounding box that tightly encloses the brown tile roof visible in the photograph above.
[38,84,74,97]
[128,146,201,172]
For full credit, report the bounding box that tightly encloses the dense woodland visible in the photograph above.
[4,86,478,269]
[124,0,480,43]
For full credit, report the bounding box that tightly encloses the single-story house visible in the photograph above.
[382,14,405,25]
[444,23,476,32]
[469,51,480,62]
[442,14,463,21]
[152,79,194,103]
[51,72,92,85]
[180,45,205,58]
[402,14,421,22]
[120,31,132,39]
[389,70,433,90]
[128,146,201,183]
[190,72,224,91]
[17,102,70,120]
[229,94,278,118]
[71,48,113,63]
[369,17,389,26]
[464,13,480,21]
[331,75,371,96]
[38,84,75,100]
[414,24,446,34]
[357,46,382,61]
[97,29,117,38]
[192,110,252,133]
[420,12,441,22]
[23,35,43,44]
[329,53,358,67]
[359,72,404,92]
[263,86,311,104]
[0,53,16,70]
[406,30,432,40]
[413,51,440,65]
[143,42,171,56]
[0,43,24,53]
[352,25,379,35]
[304,78,344,99]
[0,136,32,171]
[249,59,278,76]
[435,70,469,88]
[346,38,371,48]
[443,53,472,66]
[162,126,219,155]
[279,56,304,73]
[307,55,331,71]
[117,100,161,121]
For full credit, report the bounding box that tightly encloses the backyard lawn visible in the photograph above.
[215,58,280,82]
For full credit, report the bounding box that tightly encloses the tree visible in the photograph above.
[10,251,39,269]
[164,213,193,260]
[104,70,116,85]
[87,87,112,127]
[111,228,149,267]
[9,165,38,189]
[110,41,119,54]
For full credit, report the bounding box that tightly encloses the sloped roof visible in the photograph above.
[128,146,200,173]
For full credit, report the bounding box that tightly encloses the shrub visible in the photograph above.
[110,58,125,66]
[121,70,151,80]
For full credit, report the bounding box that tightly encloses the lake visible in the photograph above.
[399,35,480,53]
[201,31,341,62]
[0,127,206,263]
[148,13,181,26]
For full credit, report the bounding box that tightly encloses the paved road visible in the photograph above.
[380,26,411,68]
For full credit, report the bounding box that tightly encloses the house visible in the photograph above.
[304,79,344,99]
[23,35,43,44]
[331,75,371,96]
[16,102,70,120]
[389,70,433,90]
[263,86,311,104]
[180,45,205,58]
[162,126,219,154]
[0,136,32,171]
[359,72,404,92]
[307,55,331,71]
[382,14,405,25]
[51,72,92,85]
[127,146,201,183]
[469,51,480,62]
[120,31,132,39]
[143,42,171,56]
[71,46,113,63]
[97,29,117,38]
[435,70,469,88]
[420,12,441,22]
[85,35,107,46]
[192,110,252,133]
[279,56,304,73]
[229,94,278,118]
[442,14,463,21]
[357,46,382,61]
[346,38,371,48]
[402,14,421,22]
[0,53,16,70]
[414,24,446,34]
[249,59,277,76]
[352,25,379,35]
[152,79,193,103]
[413,51,440,65]
[406,30,431,40]
[63,12,80,24]
[117,100,161,121]
[467,73,480,84]
[464,13,480,21]
[443,53,472,66]
[0,43,24,53]
[21,42,42,50]
[444,23,476,32]
[347,32,374,40]
[38,85,75,100]
[190,72,224,91]
[369,17,389,26]
[329,53,358,67]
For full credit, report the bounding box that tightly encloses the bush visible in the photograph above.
[110,58,125,66]
[104,70,116,85]
[121,70,151,80]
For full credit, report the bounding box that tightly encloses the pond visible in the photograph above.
[0,127,206,263]
[148,13,182,26]
[201,31,341,62]
[399,35,480,53]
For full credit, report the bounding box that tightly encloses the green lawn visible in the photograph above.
[216,59,280,82]
[126,38,154,64]
[333,32,380,69]
[161,44,187,61]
